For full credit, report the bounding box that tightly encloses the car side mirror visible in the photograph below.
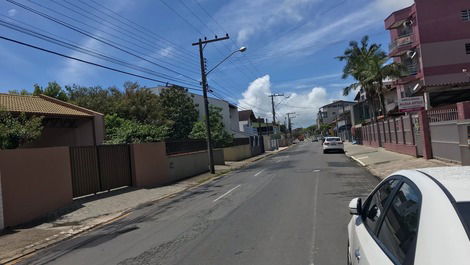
[349,197,362,215]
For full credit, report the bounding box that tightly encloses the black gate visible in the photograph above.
[70,144,132,198]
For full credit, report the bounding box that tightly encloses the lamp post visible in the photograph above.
[193,36,246,174]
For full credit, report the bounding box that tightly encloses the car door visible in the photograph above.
[350,178,422,265]
[349,178,399,265]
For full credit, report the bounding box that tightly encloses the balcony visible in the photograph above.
[403,63,419,76]
[389,33,416,57]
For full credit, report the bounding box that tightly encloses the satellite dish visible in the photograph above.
[403,20,413,27]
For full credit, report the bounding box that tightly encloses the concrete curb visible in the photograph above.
[3,145,292,265]
[349,155,366,167]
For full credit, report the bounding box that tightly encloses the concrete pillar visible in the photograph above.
[418,110,433,159]
[457,101,470,120]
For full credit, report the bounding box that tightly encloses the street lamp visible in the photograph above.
[206,47,247,76]
[192,35,246,174]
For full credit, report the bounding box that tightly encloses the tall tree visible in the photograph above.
[336,36,402,118]
[33,81,68,101]
[0,111,43,149]
[189,105,233,146]
[159,85,199,139]
[8,89,31,95]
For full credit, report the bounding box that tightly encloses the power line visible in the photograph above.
[86,0,198,60]
[61,0,199,66]
[7,0,200,83]
[0,34,202,91]
[0,17,200,87]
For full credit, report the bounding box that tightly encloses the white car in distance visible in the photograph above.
[347,167,470,265]
[322,137,344,153]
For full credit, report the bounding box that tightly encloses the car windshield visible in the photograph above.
[456,202,470,238]
[326,137,341,142]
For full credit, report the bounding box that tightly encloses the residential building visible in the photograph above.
[238,110,258,136]
[385,0,470,108]
[150,86,244,137]
[0,93,104,147]
[317,100,355,127]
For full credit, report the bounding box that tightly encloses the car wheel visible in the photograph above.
[323,150,326,154]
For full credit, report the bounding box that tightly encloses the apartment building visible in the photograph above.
[385,0,470,108]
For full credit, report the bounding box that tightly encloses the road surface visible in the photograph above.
[19,141,378,265]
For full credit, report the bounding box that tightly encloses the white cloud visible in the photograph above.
[213,0,317,44]
[238,74,332,127]
[158,46,175,58]
[250,0,415,61]
[273,72,342,90]
[7,9,17,17]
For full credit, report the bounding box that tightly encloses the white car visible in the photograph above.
[347,167,470,265]
[322,137,344,153]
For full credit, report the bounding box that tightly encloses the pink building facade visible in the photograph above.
[385,0,470,108]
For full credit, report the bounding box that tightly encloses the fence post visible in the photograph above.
[457,101,470,120]
[393,117,398,144]
[418,110,433,159]
[401,116,406,145]
[409,113,416,145]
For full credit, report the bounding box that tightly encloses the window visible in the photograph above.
[378,182,421,264]
[363,179,399,233]
[461,9,470,21]
[456,202,470,239]
[466,43,470,54]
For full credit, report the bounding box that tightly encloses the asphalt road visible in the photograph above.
[19,141,378,265]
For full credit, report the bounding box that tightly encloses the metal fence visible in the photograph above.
[70,144,132,198]
[427,105,458,123]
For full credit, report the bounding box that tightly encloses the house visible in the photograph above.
[385,0,470,108]
[0,93,104,147]
[317,100,355,127]
[238,110,258,136]
[150,86,244,137]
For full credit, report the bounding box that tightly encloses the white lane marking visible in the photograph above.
[310,171,320,265]
[254,169,265,176]
[213,185,241,202]
[313,169,320,172]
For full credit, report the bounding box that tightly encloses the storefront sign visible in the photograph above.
[398,96,425,112]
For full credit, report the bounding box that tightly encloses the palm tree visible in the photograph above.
[337,36,402,119]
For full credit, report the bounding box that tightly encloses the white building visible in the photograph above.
[150,86,244,137]
[238,110,258,136]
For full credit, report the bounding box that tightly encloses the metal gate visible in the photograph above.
[412,115,423,157]
[70,145,132,198]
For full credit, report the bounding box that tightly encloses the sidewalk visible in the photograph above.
[344,142,456,179]
[0,146,289,264]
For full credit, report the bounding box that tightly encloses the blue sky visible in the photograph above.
[0,0,413,127]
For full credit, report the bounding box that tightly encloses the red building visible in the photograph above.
[385,0,470,108]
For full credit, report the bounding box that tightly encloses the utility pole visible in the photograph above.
[268,93,284,125]
[286,112,296,134]
[192,34,230,174]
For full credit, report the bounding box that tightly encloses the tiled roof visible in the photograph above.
[0,93,93,117]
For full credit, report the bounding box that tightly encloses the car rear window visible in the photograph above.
[326,137,341,141]
[456,202,470,238]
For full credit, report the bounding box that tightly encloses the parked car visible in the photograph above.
[347,167,470,265]
[322,137,343,153]
[312,138,318,142]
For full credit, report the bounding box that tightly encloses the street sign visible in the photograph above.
[398,96,425,112]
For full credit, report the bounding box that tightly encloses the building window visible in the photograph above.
[461,9,470,21]
[466,43,470,54]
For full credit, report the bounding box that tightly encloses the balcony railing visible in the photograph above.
[389,33,415,52]
[401,63,419,76]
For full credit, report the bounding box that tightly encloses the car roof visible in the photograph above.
[415,167,470,202]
